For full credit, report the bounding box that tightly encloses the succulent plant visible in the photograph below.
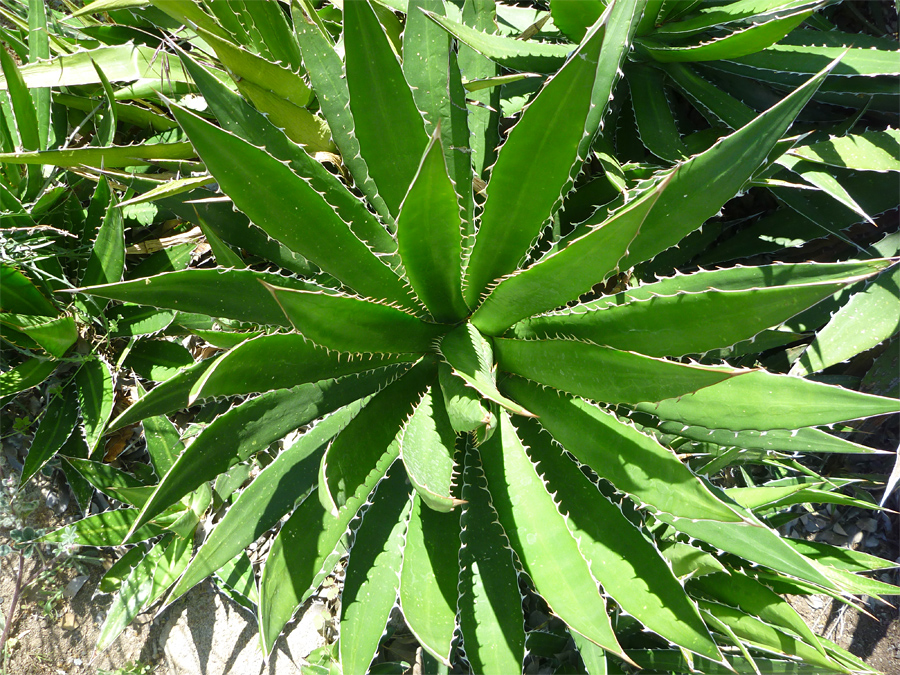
[10,0,898,672]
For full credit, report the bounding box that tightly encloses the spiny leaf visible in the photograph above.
[75,269,320,327]
[637,8,813,63]
[141,411,181,480]
[168,104,416,310]
[620,56,839,270]
[75,358,115,458]
[344,0,429,218]
[403,0,475,229]
[791,263,900,376]
[593,260,894,301]
[425,11,571,73]
[788,129,900,172]
[635,369,900,430]
[495,337,739,404]
[63,457,147,506]
[501,376,743,524]
[463,8,616,307]
[168,402,364,602]
[479,411,627,660]
[106,306,176,338]
[197,31,331,153]
[396,131,468,323]
[518,418,722,663]
[778,157,875,225]
[189,334,418,402]
[502,379,842,591]
[724,39,900,78]
[400,385,463,512]
[294,16,393,223]
[456,0,501,181]
[785,539,900,573]
[27,0,50,149]
[81,178,125,316]
[471,171,668,335]
[628,62,689,163]
[0,43,190,90]
[698,600,847,672]
[551,0,604,42]
[107,358,216,430]
[266,285,444,354]
[127,366,408,540]
[458,440,525,674]
[653,0,819,37]
[197,28,310,108]
[204,0,303,72]
[258,449,398,656]
[655,421,884,455]
[438,362,493,433]
[0,264,56,316]
[39,505,177,547]
[96,536,172,652]
[477,59,840,334]
[319,364,431,514]
[399,494,460,665]
[690,573,827,658]
[0,44,44,197]
[177,51,397,258]
[340,466,411,675]
[0,313,76,359]
[509,263,885,357]
[21,382,78,484]
[0,142,196,167]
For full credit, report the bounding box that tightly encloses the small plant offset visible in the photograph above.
[2,0,899,673]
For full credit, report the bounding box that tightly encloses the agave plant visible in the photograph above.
[17,0,899,672]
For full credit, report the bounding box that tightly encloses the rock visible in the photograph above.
[802,514,828,533]
[61,612,77,630]
[159,585,329,675]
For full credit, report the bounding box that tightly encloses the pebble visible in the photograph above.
[63,575,89,600]
[803,515,828,533]
[858,517,878,533]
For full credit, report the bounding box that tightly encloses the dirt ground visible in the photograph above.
[0,552,170,675]
[0,471,171,675]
